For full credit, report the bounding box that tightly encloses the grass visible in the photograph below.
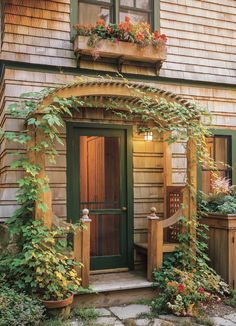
[40,319,70,326]
[72,306,100,322]
[195,314,214,326]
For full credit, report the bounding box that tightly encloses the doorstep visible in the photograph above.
[74,271,155,308]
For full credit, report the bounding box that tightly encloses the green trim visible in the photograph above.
[70,0,78,40]
[2,61,236,89]
[198,129,236,193]
[66,122,134,270]
[153,0,160,31]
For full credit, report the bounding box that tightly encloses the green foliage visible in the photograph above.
[195,314,214,326]
[40,319,70,326]
[0,221,81,301]
[224,289,236,308]
[0,285,45,326]
[151,216,229,317]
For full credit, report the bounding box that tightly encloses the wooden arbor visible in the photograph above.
[27,79,198,284]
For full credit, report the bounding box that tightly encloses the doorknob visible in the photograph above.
[121,207,127,211]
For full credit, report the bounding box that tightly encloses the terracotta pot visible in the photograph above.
[41,294,74,309]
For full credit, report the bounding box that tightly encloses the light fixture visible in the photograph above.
[144,131,153,141]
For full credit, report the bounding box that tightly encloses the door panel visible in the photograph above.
[67,126,132,270]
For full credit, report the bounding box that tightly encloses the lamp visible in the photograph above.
[144,131,153,141]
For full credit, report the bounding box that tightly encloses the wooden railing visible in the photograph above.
[166,185,184,242]
[147,206,182,281]
[74,208,91,288]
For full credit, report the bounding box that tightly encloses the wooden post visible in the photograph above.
[34,123,52,229]
[74,208,91,288]
[186,134,197,252]
[163,131,172,220]
[147,207,163,281]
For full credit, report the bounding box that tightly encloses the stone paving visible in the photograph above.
[71,304,236,326]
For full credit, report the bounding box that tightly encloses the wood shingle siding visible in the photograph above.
[0,0,235,83]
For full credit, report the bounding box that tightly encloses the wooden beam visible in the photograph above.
[147,207,163,281]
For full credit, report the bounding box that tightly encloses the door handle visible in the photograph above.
[121,207,127,211]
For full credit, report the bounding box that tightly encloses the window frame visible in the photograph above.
[198,129,236,192]
[70,0,159,39]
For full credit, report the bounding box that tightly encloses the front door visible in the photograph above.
[67,123,133,270]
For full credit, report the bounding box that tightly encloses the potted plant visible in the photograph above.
[73,17,167,64]
[1,221,81,317]
[200,177,236,287]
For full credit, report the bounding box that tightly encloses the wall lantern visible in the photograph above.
[144,131,153,141]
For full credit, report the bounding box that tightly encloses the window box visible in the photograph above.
[74,35,167,72]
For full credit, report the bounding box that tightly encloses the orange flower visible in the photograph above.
[167,281,177,287]
[135,31,145,41]
[125,16,131,23]
[96,19,106,27]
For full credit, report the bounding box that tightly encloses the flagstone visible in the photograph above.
[110,304,151,319]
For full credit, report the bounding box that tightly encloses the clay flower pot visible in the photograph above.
[41,294,74,309]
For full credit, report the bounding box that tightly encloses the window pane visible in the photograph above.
[120,0,134,7]
[119,10,149,23]
[136,0,150,10]
[215,137,228,170]
[79,3,110,24]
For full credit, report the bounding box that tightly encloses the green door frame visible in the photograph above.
[197,129,236,191]
[66,122,134,270]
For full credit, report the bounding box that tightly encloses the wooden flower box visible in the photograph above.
[74,35,166,73]
[202,213,236,288]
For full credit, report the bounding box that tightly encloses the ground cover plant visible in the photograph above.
[151,216,229,318]
[0,284,45,326]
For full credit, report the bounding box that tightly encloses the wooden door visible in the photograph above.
[67,124,133,271]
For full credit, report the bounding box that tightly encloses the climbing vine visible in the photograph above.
[1,76,214,235]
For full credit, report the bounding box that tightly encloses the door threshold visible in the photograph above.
[90,267,129,275]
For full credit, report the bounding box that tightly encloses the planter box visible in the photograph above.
[202,213,236,288]
[74,35,166,66]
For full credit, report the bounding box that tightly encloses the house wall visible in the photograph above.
[0,0,236,267]
[0,0,235,82]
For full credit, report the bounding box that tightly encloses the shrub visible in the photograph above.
[0,221,81,301]
[0,285,45,326]
[151,216,229,317]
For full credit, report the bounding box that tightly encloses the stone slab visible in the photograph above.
[96,316,119,325]
[212,317,236,326]
[95,308,112,316]
[153,319,174,326]
[110,304,151,319]
[136,318,150,325]
[224,313,236,323]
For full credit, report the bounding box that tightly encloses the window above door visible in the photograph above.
[71,0,159,38]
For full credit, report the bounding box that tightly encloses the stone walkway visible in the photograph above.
[71,304,236,326]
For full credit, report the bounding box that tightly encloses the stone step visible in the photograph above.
[73,271,155,308]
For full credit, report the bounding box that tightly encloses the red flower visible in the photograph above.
[160,34,167,43]
[135,31,145,41]
[198,287,205,294]
[178,283,185,293]
[152,30,159,40]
